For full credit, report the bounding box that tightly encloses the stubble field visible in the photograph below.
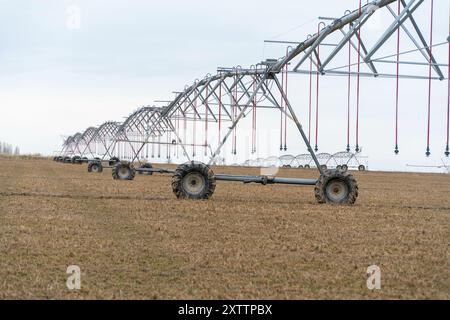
[0,158,449,299]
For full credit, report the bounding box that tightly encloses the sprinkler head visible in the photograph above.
[346,145,350,153]
[395,146,399,155]
[445,146,449,157]
[314,146,318,152]
[425,147,431,157]
[355,145,360,153]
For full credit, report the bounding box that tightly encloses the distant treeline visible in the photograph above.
[0,141,20,155]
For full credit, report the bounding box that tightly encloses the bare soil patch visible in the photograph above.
[0,159,448,299]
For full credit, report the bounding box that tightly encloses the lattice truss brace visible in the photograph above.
[61,0,449,166]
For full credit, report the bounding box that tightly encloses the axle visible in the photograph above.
[214,174,317,186]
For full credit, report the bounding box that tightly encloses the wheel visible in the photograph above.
[87,161,103,173]
[172,161,216,199]
[72,156,81,164]
[112,162,135,180]
[315,170,358,204]
[109,157,120,166]
[298,165,304,169]
[336,165,342,170]
[282,165,291,168]
[358,165,366,171]
[342,164,348,172]
[320,164,327,171]
[138,163,153,175]
[304,164,310,169]
[64,156,72,163]
[81,157,88,163]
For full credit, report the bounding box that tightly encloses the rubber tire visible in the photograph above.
[109,157,120,167]
[112,162,135,180]
[88,161,103,173]
[304,164,310,169]
[342,164,349,172]
[298,165,304,169]
[358,165,366,171]
[336,165,342,170]
[138,163,153,175]
[72,156,81,164]
[172,161,216,199]
[315,169,358,205]
[320,164,328,171]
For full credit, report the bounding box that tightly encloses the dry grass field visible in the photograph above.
[0,158,449,299]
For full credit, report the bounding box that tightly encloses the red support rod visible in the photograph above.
[446,6,450,157]
[284,48,288,151]
[315,23,322,152]
[176,108,180,157]
[183,101,187,157]
[218,82,222,144]
[347,23,352,153]
[252,77,257,154]
[308,55,313,144]
[167,132,170,159]
[193,95,197,157]
[280,64,284,150]
[394,0,401,155]
[158,135,161,158]
[355,0,362,153]
[233,77,237,155]
[205,86,209,156]
[426,0,434,157]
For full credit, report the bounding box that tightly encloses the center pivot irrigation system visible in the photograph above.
[56,0,449,205]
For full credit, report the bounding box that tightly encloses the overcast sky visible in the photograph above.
[0,0,448,172]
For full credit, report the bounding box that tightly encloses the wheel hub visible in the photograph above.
[325,179,349,203]
[182,172,206,195]
[118,166,129,179]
